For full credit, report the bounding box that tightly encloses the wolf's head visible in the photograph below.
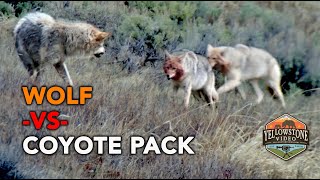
[206,44,231,75]
[89,28,112,58]
[61,22,112,58]
[163,50,186,81]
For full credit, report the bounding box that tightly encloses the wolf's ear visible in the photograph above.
[95,32,111,42]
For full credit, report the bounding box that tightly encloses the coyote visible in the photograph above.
[163,50,219,108]
[206,44,286,108]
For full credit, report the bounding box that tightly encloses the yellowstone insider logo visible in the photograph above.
[263,113,309,161]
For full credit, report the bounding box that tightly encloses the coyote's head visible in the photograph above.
[206,44,231,75]
[163,50,185,81]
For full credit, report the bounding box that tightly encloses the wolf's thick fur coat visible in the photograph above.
[14,12,111,86]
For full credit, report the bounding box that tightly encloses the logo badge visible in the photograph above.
[263,113,309,160]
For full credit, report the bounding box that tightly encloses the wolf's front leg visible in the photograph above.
[183,84,192,108]
[54,62,74,86]
[31,67,45,86]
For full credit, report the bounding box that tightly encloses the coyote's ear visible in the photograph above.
[164,50,172,61]
[220,50,224,57]
[186,51,197,61]
[95,32,111,41]
[235,44,250,55]
[177,53,188,63]
[207,44,214,54]
[217,51,229,65]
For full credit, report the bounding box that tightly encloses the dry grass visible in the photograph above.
[1,8,320,179]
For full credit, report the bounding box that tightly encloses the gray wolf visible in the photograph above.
[14,12,111,86]
[163,50,219,108]
[206,44,286,108]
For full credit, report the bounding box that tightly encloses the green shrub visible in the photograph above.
[118,13,182,57]
[15,2,33,16]
[239,2,263,23]
[129,1,197,25]
[0,2,14,17]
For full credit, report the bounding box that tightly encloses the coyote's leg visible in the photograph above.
[267,80,286,108]
[217,70,242,95]
[203,89,214,108]
[193,90,204,102]
[236,86,246,100]
[217,79,242,95]
[212,87,219,102]
[183,84,192,108]
[267,63,286,108]
[204,74,219,109]
[250,79,264,104]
